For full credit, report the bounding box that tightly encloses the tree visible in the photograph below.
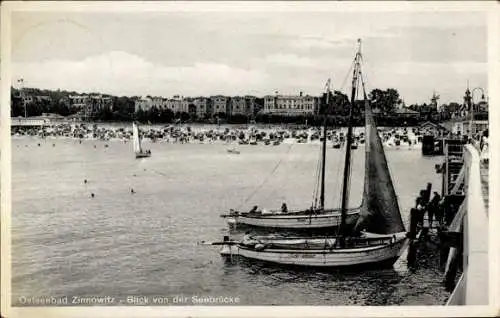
[319,90,349,115]
[369,88,401,114]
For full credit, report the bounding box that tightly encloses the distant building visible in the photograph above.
[165,95,189,114]
[394,107,420,119]
[135,96,153,112]
[211,95,229,116]
[230,96,246,115]
[262,92,317,116]
[443,119,488,136]
[86,94,113,117]
[65,94,112,118]
[151,97,167,110]
[245,96,257,116]
[69,95,90,109]
[192,97,208,118]
[35,95,51,103]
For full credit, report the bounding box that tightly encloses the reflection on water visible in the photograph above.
[12,136,448,305]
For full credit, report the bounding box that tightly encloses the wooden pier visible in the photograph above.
[445,144,489,305]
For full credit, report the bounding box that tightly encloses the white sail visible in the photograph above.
[132,122,142,154]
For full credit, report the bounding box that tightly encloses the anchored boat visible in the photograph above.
[211,39,409,268]
[226,147,240,155]
[220,79,360,230]
[133,122,151,159]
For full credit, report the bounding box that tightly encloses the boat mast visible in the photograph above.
[319,79,331,210]
[340,39,362,236]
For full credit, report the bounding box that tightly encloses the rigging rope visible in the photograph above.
[261,137,316,204]
[332,145,344,208]
[237,142,295,210]
[311,146,323,209]
[339,59,356,93]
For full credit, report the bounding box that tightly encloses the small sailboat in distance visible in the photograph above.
[210,39,409,269]
[133,122,151,159]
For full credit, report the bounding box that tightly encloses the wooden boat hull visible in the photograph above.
[225,208,360,229]
[221,232,408,268]
[135,152,151,158]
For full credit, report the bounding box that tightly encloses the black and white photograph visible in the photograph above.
[1,1,498,317]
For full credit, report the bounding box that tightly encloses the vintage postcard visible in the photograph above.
[1,1,498,317]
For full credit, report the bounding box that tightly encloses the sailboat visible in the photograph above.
[211,40,409,268]
[220,79,361,230]
[133,122,151,159]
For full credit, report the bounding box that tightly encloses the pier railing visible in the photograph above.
[446,144,488,305]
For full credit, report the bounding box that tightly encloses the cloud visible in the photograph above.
[364,61,487,104]
[264,53,317,68]
[290,37,337,49]
[12,51,268,97]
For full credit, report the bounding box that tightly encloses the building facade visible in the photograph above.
[262,93,318,116]
[165,95,189,114]
[210,95,229,116]
[135,97,153,112]
[193,97,209,118]
[244,96,257,116]
[230,96,246,115]
[86,95,113,117]
[69,95,89,109]
[66,94,113,118]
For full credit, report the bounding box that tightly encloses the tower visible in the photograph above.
[431,91,440,111]
[463,81,472,116]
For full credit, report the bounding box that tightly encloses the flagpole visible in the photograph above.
[19,78,27,118]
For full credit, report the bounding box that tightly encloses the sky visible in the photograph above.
[10,7,488,104]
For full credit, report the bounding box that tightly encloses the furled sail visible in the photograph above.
[132,122,142,153]
[354,99,405,234]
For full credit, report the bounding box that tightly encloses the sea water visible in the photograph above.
[11,135,449,305]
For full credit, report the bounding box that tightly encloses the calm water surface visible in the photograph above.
[12,135,449,305]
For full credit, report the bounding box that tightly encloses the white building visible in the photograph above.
[165,95,189,114]
[262,92,317,116]
[69,95,89,109]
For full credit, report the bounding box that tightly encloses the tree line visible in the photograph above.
[11,86,459,126]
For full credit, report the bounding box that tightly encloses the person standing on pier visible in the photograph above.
[428,192,441,228]
[415,196,426,227]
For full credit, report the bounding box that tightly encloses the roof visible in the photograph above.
[420,121,447,130]
[395,108,419,114]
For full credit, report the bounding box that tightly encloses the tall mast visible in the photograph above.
[340,39,362,236]
[319,79,331,210]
